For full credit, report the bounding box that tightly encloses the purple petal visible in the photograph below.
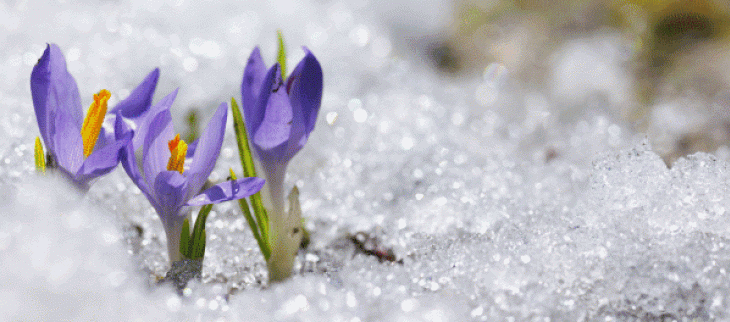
[110,68,160,149]
[142,90,177,191]
[241,47,267,134]
[185,137,198,158]
[30,44,83,151]
[94,126,113,150]
[115,111,154,203]
[252,64,297,163]
[111,68,160,119]
[114,110,133,141]
[286,47,323,137]
[185,102,227,201]
[283,111,307,161]
[255,84,292,150]
[73,129,131,184]
[52,108,83,174]
[153,170,189,224]
[132,87,178,151]
[186,177,265,206]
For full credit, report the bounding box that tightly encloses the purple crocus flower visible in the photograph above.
[240,46,323,211]
[240,46,322,280]
[30,43,160,190]
[117,90,265,262]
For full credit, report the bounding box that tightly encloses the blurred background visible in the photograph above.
[5,0,730,166]
[421,0,730,164]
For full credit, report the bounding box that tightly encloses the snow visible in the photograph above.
[3,0,730,320]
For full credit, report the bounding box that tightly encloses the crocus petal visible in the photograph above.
[115,111,155,203]
[73,130,131,184]
[185,138,198,158]
[252,65,298,163]
[186,177,265,206]
[142,90,177,190]
[111,68,160,119]
[255,79,292,150]
[241,47,267,134]
[114,110,133,142]
[94,126,110,150]
[185,102,228,201]
[52,108,83,174]
[95,122,121,151]
[251,64,280,134]
[110,68,160,149]
[30,44,84,151]
[286,47,323,137]
[135,88,178,150]
[153,170,189,223]
[283,92,307,161]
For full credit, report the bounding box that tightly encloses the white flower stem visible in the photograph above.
[163,213,190,263]
[263,162,302,282]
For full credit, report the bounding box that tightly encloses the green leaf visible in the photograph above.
[300,217,310,250]
[231,169,271,259]
[186,204,213,260]
[193,229,206,259]
[192,204,212,241]
[230,98,270,245]
[179,218,191,258]
[230,98,257,179]
[277,30,287,79]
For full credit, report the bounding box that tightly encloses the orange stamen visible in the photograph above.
[166,134,187,174]
[80,89,111,158]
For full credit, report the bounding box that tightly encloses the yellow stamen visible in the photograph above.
[166,134,188,174]
[34,137,46,174]
[80,89,111,158]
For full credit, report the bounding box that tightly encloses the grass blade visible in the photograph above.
[230,169,271,259]
[230,98,270,245]
[277,30,287,79]
[179,218,191,259]
[187,204,213,259]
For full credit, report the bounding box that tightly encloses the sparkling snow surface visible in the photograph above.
[2,0,730,321]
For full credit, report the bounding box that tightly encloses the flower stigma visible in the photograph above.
[166,134,187,174]
[80,89,111,158]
